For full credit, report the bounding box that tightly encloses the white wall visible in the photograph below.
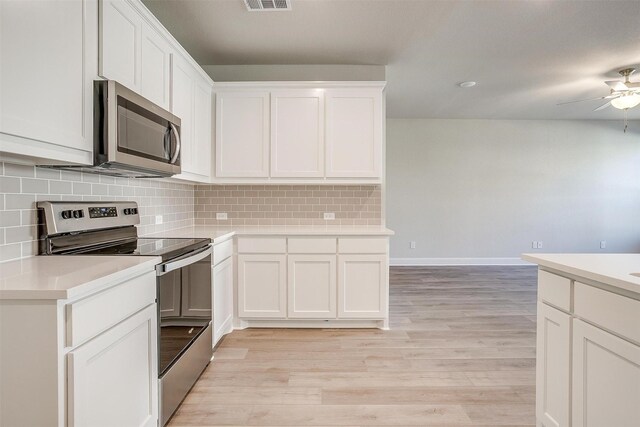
[386,119,640,264]
[203,64,385,82]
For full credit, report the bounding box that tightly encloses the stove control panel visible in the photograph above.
[37,201,140,235]
[88,206,118,219]
[61,209,85,219]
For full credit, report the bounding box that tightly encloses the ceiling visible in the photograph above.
[142,0,640,120]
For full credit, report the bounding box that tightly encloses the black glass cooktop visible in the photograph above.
[75,237,210,261]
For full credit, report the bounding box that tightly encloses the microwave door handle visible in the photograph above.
[169,123,181,164]
[156,246,211,276]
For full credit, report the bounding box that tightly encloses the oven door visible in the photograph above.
[156,246,212,376]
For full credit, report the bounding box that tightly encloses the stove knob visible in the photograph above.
[72,209,84,219]
[123,208,130,215]
[132,208,138,215]
[61,210,72,219]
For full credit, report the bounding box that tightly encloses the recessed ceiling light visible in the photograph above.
[458,81,477,88]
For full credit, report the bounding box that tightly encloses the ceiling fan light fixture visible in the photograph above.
[458,81,476,88]
[610,93,640,110]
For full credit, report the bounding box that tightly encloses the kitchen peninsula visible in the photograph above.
[522,253,640,427]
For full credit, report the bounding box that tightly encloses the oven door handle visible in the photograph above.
[156,246,212,276]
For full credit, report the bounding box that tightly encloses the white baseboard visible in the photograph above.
[390,257,533,266]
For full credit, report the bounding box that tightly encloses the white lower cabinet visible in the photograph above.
[68,305,158,427]
[288,254,336,318]
[536,303,571,427]
[237,254,287,318]
[0,270,158,427]
[572,319,640,427]
[236,236,390,326]
[338,254,388,319]
[213,256,234,347]
[536,269,640,427]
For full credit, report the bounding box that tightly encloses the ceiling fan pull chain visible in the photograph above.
[624,109,628,133]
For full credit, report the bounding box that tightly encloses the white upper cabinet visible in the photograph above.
[216,91,270,178]
[140,21,172,109]
[172,54,213,182]
[326,88,383,178]
[0,0,97,165]
[271,90,325,178]
[100,0,172,110]
[100,0,140,91]
[213,83,385,184]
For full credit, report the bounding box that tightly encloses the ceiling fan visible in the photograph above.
[558,68,640,111]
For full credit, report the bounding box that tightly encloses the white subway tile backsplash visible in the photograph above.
[35,168,61,180]
[49,180,73,194]
[4,163,34,178]
[0,161,195,262]
[0,211,21,227]
[5,194,36,210]
[0,177,20,193]
[21,178,49,194]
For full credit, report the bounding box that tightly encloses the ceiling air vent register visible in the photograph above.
[244,0,291,11]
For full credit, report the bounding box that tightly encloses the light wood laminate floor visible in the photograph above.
[168,266,537,426]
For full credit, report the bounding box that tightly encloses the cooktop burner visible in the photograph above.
[71,238,210,261]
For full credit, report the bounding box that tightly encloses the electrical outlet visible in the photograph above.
[323,212,335,220]
[155,215,162,225]
[538,241,543,249]
[410,241,416,249]
[600,240,606,249]
[216,212,228,220]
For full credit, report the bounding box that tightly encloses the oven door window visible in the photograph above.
[116,97,178,165]
[158,254,211,375]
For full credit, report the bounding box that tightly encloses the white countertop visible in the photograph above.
[522,253,640,295]
[145,225,394,243]
[0,255,161,300]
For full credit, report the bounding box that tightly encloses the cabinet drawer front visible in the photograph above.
[66,271,156,347]
[288,237,337,254]
[338,237,387,254]
[574,282,640,344]
[538,270,572,312]
[213,239,233,265]
[237,237,286,254]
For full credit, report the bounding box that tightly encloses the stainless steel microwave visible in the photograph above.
[93,80,181,178]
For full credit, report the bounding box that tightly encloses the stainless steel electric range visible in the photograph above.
[38,201,212,426]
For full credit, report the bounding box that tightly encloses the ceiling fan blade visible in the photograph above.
[605,80,628,91]
[593,101,611,111]
[557,96,608,106]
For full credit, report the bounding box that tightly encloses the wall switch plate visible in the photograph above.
[216,212,228,220]
[600,240,606,249]
[537,241,543,249]
[410,241,416,249]
[532,241,537,249]
[323,212,335,220]
[155,215,162,225]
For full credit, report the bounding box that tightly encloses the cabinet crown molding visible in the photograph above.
[213,81,387,90]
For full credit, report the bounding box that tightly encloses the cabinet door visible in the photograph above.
[100,0,141,91]
[572,319,640,427]
[237,254,286,318]
[536,303,571,427]
[68,305,158,427]
[140,22,172,110]
[213,257,234,347]
[337,254,387,318]
[190,77,213,179]
[288,255,336,319]
[271,90,324,177]
[0,0,96,160]
[216,91,270,177]
[325,89,383,178]
[171,55,195,175]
